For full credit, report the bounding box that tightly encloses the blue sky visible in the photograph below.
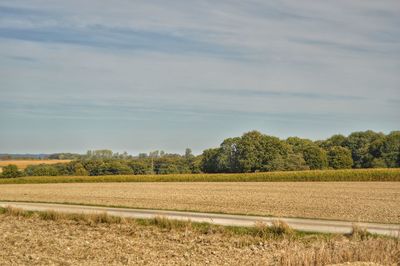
[0,0,399,154]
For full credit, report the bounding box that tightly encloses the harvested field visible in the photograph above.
[0,182,399,223]
[0,159,71,170]
[0,209,399,265]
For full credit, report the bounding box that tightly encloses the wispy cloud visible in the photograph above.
[201,89,366,101]
[0,0,399,153]
[0,97,365,124]
[0,26,241,59]
[4,55,37,62]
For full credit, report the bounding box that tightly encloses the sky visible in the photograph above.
[0,0,399,154]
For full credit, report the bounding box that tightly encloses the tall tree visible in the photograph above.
[287,137,328,169]
[185,148,193,159]
[319,134,347,149]
[201,148,220,173]
[327,146,353,169]
[237,131,290,172]
[382,131,400,167]
[344,131,385,168]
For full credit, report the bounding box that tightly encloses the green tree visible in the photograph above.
[154,156,191,174]
[370,158,387,168]
[216,137,240,172]
[138,153,148,158]
[327,146,353,169]
[287,137,328,169]
[319,134,347,149]
[101,161,133,175]
[283,153,309,171]
[236,131,267,172]
[80,159,106,176]
[237,131,290,172]
[201,148,220,173]
[184,148,193,158]
[73,163,89,176]
[189,155,203,173]
[381,131,400,167]
[86,150,111,158]
[344,130,384,168]
[286,137,314,150]
[24,164,59,176]
[302,145,328,170]
[128,159,152,174]
[1,164,21,178]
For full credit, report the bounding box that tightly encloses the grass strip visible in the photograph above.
[0,206,389,242]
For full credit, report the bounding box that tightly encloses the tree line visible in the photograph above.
[1,130,399,178]
[202,130,399,173]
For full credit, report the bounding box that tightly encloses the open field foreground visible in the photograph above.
[1,168,400,184]
[1,182,399,224]
[0,208,399,265]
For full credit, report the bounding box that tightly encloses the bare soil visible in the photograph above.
[0,213,399,265]
[0,182,399,223]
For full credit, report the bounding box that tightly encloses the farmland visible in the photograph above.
[0,207,399,265]
[1,182,399,223]
[0,159,71,172]
[0,168,399,184]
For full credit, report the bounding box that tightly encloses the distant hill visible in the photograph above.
[0,153,81,160]
[0,154,50,160]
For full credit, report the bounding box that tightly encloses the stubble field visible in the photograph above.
[0,209,399,265]
[1,182,399,223]
[0,159,71,172]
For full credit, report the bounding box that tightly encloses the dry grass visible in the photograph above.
[0,206,123,225]
[0,207,398,265]
[278,237,400,266]
[0,182,399,223]
[0,207,296,238]
[0,159,71,170]
[350,225,371,240]
[0,168,399,183]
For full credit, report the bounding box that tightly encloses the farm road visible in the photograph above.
[1,201,399,236]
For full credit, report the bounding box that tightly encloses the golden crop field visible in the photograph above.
[0,159,71,170]
[1,168,400,184]
[1,182,399,223]
[0,208,398,265]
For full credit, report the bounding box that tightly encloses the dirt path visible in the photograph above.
[1,201,399,236]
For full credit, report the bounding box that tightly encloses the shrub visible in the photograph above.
[349,224,370,240]
[268,220,293,236]
[253,220,293,238]
[24,164,59,176]
[1,164,21,178]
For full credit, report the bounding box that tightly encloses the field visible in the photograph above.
[0,168,399,184]
[0,207,399,265]
[0,159,71,172]
[1,182,399,223]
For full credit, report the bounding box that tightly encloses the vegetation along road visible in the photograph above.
[1,202,399,236]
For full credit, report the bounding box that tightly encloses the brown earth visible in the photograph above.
[0,213,399,265]
[0,182,399,223]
